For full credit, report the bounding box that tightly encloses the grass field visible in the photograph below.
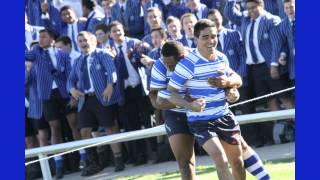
[116,160,295,180]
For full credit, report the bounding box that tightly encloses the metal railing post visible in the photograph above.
[38,153,52,180]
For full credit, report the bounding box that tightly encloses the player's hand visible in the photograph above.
[208,70,230,88]
[102,84,113,101]
[270,66,280,79]
[225,87,240,103]
[278,55,287,66]
[70,88,84,100]
[190,98,206,112]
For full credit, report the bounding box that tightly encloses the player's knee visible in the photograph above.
[230,156,244,170]
[80,128,92,139]
[213,154,229,169]
[178,160,195,178]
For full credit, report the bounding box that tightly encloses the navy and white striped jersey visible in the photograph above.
[150,58,186,113]
[169,49,232,122]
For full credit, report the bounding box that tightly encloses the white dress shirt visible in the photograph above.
[115,40,141,88]
[85,52,95,93]
[245,15,266,65]
[47,47,58,89]
[67,22,79,51]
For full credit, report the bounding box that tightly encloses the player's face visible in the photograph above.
[151,31,164,48]
[61,9,76,24]
[208,13,223,31]
[196,27,218,56]
[77,34,96,53]
[246,2,262,19]
[147,11,162,29]
[163,56,178,72]
[110,25,125,43]
[182,16,197,37]
[284,2,295,18]
[39,32,53,49]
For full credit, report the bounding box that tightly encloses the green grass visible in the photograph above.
[116,160,295,180]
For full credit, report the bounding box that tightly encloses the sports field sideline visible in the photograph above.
[52,142,294,180]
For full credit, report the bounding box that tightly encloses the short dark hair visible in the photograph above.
[151,28,167,39]
[59,5,74,15]
[82,0,96,11]
[208,9,221,17]
[194,19,216,38]
[56,36,72,46]
[39,29,56,39]
[161,41,185,61]
[95,23,109,33]
[109,21,124,30]
[245,0,264,6]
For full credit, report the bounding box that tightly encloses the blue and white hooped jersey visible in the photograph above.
[169,49,232,122]
[150,58,187,113]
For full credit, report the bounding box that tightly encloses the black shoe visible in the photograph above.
[114,164,125,172]
[114,156,125,172]
[134,158,147,166]
[81,164,103,176]
[55,168,64,179]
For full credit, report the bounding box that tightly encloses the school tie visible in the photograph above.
[117,45,129,80]
[85,12,95,31]
[71,25,78,51]
[82,55,91,90]
[217,34,222,51]
[249,20,259,64]
[189,38,196,48]
[291,20,295,40]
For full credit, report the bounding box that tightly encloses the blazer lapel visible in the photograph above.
[258,15,266,44]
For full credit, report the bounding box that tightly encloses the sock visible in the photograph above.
[54,156,63,169]
[79,149,87,161]
[114,152,122,158]
[243,148,270,180]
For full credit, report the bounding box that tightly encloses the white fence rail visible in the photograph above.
[25,109,295,180]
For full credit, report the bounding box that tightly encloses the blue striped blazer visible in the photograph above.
[85,10,104,34]
[178,35,197,48]
[25,0,61,27]
[67,49,120,111]
[187,3,209,19]
[220,28,247,78]
[112,37,149,97]
[263,0,286,19]
[26,67,43,120]
[166,2,189,19]
[224,1,281,67]
[25,45,71,100]
[271,17,295,80]
[111,0,144,39]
